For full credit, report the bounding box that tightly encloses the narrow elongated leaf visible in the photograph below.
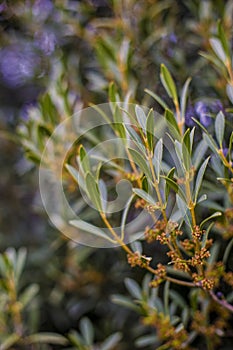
[25,333,68,345]
[125,278,141,299]
[181,77,192,118]
[0,334,21,350]
[197,194,207,204]
[217,20,230,58]
[130,241,143,255]
[183,128,191,154]
[162,176,186,203]
[182,134,191,171]
[226,84,233,104]
[121,194,135,240]
[194,157,210,203]
[128,148,152,180]
[79,145,90,174]
[176,194,192,228]
[20,284,39,307]
[165,167,175,201]
[65,164,86,190]
[113,105,126,139]
[200,212,222,229]
[135,105,146,132]
[210,38,226,62]
[98,179,108,213]
[203,133,218,154]
[108,81,119,103]
[165,109,181,140]
[153,138,163,180]
[132,188,157,206]
[135,335,158,347]
[164,281,170,316]
[144,88,169,110]
[229,132,233,161]
[125,125,145,153]
[192,139,208,169]
[89,103,112,126]
[160,64,178,101]
[215,111,225,147]
[80,318,94,346]
[146,108,155,152]
[85,172,102,211]
[101,333,122,350]
[111,294,140,312]
[15,247,27,282]
[70,220,115,243]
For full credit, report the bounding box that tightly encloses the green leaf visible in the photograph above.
[176,194,191,228]
[130,241,143,254]
[160,64,178,102]
[98,179,108,213]
[89,103,112,126]
[70,220,115,243]
[128,148,152,180]
[101,333,122,350]
[165,167,175,201]
[182,128,191,154]
[199,51,227,76]
[65,164,86,190]
[25,333,68,345]
[217,20,230,58]
[210,37,227,62]
[165,109,181,141]
[146,108,155,152]
[226,84,233,104]
[113,105,126,139]
[135,335,158,347]
[125,125,145,153]
[203,133,218,154]
[85,172,102,211]
[80,318,94,346]
[141,176,149,192]
[121,194,135,240]
[79,145,90,174]
[111,294,140,312]
[108,81,119,103]
[0,334,20,350]
[200,212,222,229]
[153,138,163,180]
[135,105,146,131]
[15,247,27,283]
[161,176,186,202]
[194,157,210,203]
[229,132,233,161]
[215,111,225,148]
[132,188,157,206]
[181,77,192,119]
[19,284,39,307]
[182,130,191,171]
[125,278,141,299]
[197,194,207,204]
[201,222,214,249]
[192,139,208,169]
[164,280,170,316]
[144,88,169,110]
[40,93,58,125]
[162,176,178,194]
